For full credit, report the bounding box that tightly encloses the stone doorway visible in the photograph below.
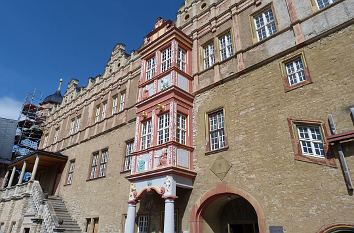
[201,194,259,233]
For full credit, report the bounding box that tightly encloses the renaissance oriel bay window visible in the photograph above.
[158,113,170,145]
[141,120,152,150]
[161,47,172,72]
[253,7,277,41]
[146,57,156,80]
[203,43,215,69]
[219,33,233,61]
[208,110,226,151]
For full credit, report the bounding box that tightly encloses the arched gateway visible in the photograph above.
[190,183,266,233]
[318,224,354,233]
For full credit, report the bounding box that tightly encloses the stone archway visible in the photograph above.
[318,224,354,233]
[190,183,266,233]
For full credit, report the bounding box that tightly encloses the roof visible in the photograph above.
[42,90,63,105]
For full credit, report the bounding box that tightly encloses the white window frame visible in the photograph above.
[146,57,156,80]
[158,113,170,145]
[123,141,134,171]
[208,110,226,151]
[95,106,100,123]
[137,215,149,233]
[161,47,172,72]
[219,33,233,61]
[53,128,59,142]
[285,57,306,86]
[66,160,75,185]
[177,47,187,71]
[176,114,187,145]
[43,134,49,148]
[90,152,99,179]
[315,0,336,9]
[203,43,215,69]
[101,102,107,119]
[119,92,125,112]
[99,149,109,177]
[141,120,152,150]
[297,125,325,158]
[74,117,81,133]
[69,118,75,135]
[253,8,277,41]
[112,96,118,114]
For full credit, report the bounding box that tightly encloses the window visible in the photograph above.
[297,125,325,158]
[141,120,152,150]
[89,152,99,180]
[54,127,60,142]
[85,218,91,232]
[137,215,149,233]
[316,0,336,9]
[112,95,118,114]
[9,222,16,233]
[119,92,125,112]
[253,7,277,41]
[219,33,233,61]
[161,47,172,72]
[95,106,100,123]
[66,160,75,185]
[43,134,49,147]
[89,150,109,180]
[176,114,187,144]
[203,43,215,69]
[101,102,107,119]
[123,141,134,171]
[177,48,187,71]
[70,118,75,135]
[282,54,312,91]
[146,57,156,80]
[158,113,170,145]
[288,118,336,167]
[208,110,226,151]
[99,150,108,177]
[74,116,81,133]
[285,57,306,86]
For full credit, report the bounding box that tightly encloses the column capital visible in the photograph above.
[163,195,178,201]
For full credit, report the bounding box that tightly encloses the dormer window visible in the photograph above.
[177,48,187,72]
[161,47,172,72]
[146,57,156,80]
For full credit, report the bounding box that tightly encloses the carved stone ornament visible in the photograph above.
[164,175,173,194]
[128,183,137,201]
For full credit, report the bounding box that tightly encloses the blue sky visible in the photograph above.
[0,0,183,119]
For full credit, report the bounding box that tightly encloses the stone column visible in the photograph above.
[30,156,40,181]
[7,167,16,188]
[18,161,27,185]
[1,169,10,189]
[124,202,136,233]
[163,198,175,233]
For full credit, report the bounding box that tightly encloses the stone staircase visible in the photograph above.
[47,196,82,233]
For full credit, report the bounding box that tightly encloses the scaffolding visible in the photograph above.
[13,89,46,158]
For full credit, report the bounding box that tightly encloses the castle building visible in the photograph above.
[1,0,354,233]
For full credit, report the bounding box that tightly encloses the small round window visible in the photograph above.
[201,3,207,10]
[184,14,190,21]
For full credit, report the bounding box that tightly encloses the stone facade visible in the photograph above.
[1,0,354,233]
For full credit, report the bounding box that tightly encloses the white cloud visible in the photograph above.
[0,97,23,120]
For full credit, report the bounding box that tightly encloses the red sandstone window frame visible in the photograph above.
[280,52,312,92]
[287,118,336,167]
